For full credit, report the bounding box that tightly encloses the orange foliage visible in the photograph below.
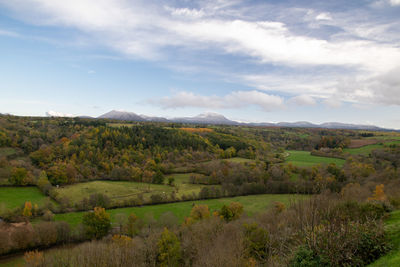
[24,250,44,266]
[368,184,387,202]
[180,128,213,133]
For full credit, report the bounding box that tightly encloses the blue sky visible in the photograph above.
[0,0,400,128]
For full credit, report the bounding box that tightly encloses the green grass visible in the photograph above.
[222,157,255,163]
[55,194,307,226]
[0,256,24,267]
[54,180,215,206]
[344,141,400,156]
[368,210,400,266]
[0,187,51,210]
[0,147,17,157]
[285,150,345,167]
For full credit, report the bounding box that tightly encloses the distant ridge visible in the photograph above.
[45,110,394,131]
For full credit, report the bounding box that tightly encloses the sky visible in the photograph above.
[0,0,400,128]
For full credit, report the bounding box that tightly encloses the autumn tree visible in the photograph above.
[184,204,210,225]
[368,184,387,202]
[219,202,244,222]
[23,201,32,218]
[157,228,182,267]
[82,207,111,239]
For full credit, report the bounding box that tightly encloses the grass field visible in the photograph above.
[368,210,400,266]
[0,187,52,210]
[222,157,256,163]
[0,147,17,157]
[344,141,400,155]
[285,150,345,167]
[54,179,216,206]
[54,194,307,226]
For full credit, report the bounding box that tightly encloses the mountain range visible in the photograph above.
[48,110,391,131]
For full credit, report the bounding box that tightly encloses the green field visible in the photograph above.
[55,194,307,226]
[285,150,345,167]
[344,141,400,155]
[0,187,51,210]
[222,157,256,163]
[368,210,400,266]
[0,147,17,157]
[54,179,215,205]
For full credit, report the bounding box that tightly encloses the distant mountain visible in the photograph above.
[98,110,145,121]
[276,121,317,128]
[173,112,237,125]
[319,122,382,130]
[94,110,392,130]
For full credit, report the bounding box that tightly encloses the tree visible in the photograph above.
[82,207,111,239]
[244,223,270,261]
[9,167,28,185]
[368,184,387,202]
[184,204,210,225]
[22,201,32,218]
[157,228,182,267]
[219,202,244,222]
[152,170,165,184]
[37,171,52,194]
[125,213,139,236]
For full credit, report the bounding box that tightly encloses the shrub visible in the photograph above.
[157,228,182,267]
[82,207,111,239]
[219,202,244,222]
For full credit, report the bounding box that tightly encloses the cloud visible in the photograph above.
[154,90,284,111]
[389,0,400,6]
[288,95,317,106]
[1,0,400,108]
[0,29,20,37]
[323,98,342,108]
[315,12,332,21]
[46,110,75,117]
[2,0,400,71]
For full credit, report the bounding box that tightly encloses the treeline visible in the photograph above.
[23,185,396,267]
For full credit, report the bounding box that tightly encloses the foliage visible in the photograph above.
[219,202,244,222]
[82,207,111,239]
[244,223,270,261]
[157,228,182,267]
[23,201,32,218]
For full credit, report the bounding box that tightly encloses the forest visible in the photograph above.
[1,114,400,266]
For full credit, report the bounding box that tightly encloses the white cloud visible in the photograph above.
[323,98,342,108]
[315,12,332,21]
[154,90,284,111]
[289,95,317,106]
[390,0,400,6]
[1,0,400,108]
[46,110,75,117]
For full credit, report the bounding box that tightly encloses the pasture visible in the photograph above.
[0,147,17,157]
[285,150,345,167]
[368,210,400,266]
[55,194,307,226]
[0,187,51,210]
[54,179,216,206]
[344,140,400,155]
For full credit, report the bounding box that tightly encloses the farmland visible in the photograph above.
[285,150,345,167]
[344,140,400,155]
[54,193,307,226]
[54,178,216,206]
[0,187,52,210]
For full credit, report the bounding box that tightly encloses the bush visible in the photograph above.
[82,207,111,239]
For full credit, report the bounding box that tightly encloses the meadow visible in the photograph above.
[54,177,218,206]
[368,210,400,266]
[54,194,307,226]
[0,187,52,210]
[344,140,400,155]
[285,150,345,167]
